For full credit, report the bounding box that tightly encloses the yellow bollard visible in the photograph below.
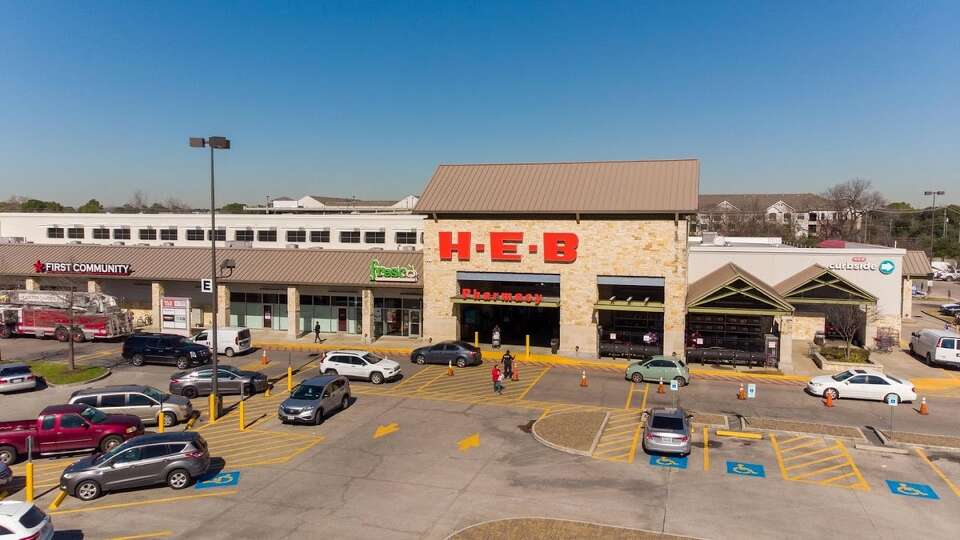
[48,490,67,511]
[157,411,165,433]
[287,366,293,392]
[525,334,530,361]
[474,331,479,348]
[239,398,246,431]
[25,462,34,503]
[208,394,218,423]
[265,383,272,398]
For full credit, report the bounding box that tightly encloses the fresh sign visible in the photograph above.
[369,260,418,283]
[33,260,132,276]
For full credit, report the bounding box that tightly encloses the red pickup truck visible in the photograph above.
[0,404,144,464]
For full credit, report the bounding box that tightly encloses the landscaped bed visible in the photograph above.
[819,346,870,363]
[28,361,108,385]
[450,518,696,540]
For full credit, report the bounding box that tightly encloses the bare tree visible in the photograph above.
[821,304,866,360]
[128,190,149,211]
[821,178,886,241]
[163,197,192,212]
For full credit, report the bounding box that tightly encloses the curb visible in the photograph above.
[854,443,910,455]
[530,410,606,458]
[587,412,610,455]
[44,367,112,388]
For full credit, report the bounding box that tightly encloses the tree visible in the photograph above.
[220,202,245,214]
[820,178,886,241]
[163,197,191,212]
[19,199,65,212]
[127,190,149,211]
[78,199,104,213]
[821,304,867,361]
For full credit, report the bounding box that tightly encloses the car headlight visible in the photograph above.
[61,472,75,479]
[190,351,197,357]
[125,426,137,434]
[300,407,315,414]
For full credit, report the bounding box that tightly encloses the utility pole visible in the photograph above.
[924,190,945,255]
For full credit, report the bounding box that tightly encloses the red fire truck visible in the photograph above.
[0,290,133,342]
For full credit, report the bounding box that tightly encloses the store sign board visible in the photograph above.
[33,260,132,276]
[460,287,543,305]
[439,232,578,263]
[161,296,190,333]
[826,258,896,275]
[369,260,418,283]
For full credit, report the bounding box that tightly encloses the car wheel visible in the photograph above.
[674,376,687,387]
[631,372,643,383]
[100,435,123,453]
[313,408,324,425]
[182,387,198,399]
[415,355,426,365]
[823,388,839,400]
[176,356,189,370]
[54,326,70,342]
[370,372,384,385]
[167,469,191,490]
[884,393,901,405]
[908,343,915,355]
[926,353,933,366]
[341,396,350,410]
[162,411,177,427]
[71,328,85,343]
[0,445,16,465]
[131,354,145,367]
[456,357,467,368]
[225,347,235,357]
[75,480,102,501]
[324,369,338,376]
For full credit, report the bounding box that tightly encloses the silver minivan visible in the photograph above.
[278,375,351,425]
[69,385,194,427]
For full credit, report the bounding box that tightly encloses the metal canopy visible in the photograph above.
[596,276,666,287]
[456,271,560,284]
[594,300,665,312]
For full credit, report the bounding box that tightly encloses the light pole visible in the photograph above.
[189,136,230,417]
[923,190,944,255]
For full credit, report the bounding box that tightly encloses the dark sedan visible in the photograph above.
[169,365,268,398]
[410,341,483,368]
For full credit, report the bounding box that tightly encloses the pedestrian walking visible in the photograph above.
[492,363,503,395]
[314,322,322,343]
[492,324,501,350]
[502,350,514,378]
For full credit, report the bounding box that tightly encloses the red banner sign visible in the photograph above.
[439,232,578,263]
[460,288,543,305]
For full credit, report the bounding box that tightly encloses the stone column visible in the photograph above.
[287,286,300,340]
[151,282,165,330]
[361,289,374,344]
[901,277,912,319]
[777,315,794,374]
[87,279,103,294]
[217,284,230,327]
[24,278,40,291]
[863,304,877,350]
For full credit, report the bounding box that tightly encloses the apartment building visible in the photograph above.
[697,193,836,236]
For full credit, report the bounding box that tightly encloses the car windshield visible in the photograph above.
[290,385,323,400]
[142,387,166,402]
[79,406,109,424]
[831,371,855,382]
[651,416,685,431]
[363,353,383,364]
[177,337,192,346]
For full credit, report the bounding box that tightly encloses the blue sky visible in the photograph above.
[1,1,957,207]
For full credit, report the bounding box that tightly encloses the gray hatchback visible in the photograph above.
[278,375,351,425]
[59,432,210,501]
[641,407,692,456]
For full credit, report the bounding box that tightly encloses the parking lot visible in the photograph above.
[2,341,960,538]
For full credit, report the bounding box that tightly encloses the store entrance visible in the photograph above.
[459,304,559,348]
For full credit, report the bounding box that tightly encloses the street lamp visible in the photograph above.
[189,136,231,417]
[924,190,945,255]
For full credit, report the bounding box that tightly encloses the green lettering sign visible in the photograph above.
[369,260,418,282]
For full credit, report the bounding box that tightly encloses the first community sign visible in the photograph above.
[33,260,134,276]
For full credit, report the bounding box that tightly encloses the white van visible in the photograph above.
[909,329,960,366]
[192,326,252,357]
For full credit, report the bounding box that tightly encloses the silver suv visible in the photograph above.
[60,432,210,501]
[278,375,350,425]
[69,385,193,427]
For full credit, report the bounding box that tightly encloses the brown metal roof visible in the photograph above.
[414,160,699,214]
[903,250,932,278]
[687,262,793,311]
[0,244,422,288]
[773,264,830,296]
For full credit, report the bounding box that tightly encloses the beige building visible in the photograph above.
[415,160,699,357]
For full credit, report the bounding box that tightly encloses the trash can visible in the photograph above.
[550,338,560,354]
[814,331,825,346]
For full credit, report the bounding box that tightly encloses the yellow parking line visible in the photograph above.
[417,369,460,392]
[595,435,636,448]
[392,366,439,390]
[790,461,850,481]
[602,425,639,437]
[227,442,319,469]
[624,383,635,410]
[105,531,173,540]
[785,453,845,471]
[518,367,550,400]
[835,440,869,490]
[779,439,822,453]
[783,444,839,462]
[820,471,856,485]
[626,423,643,464]
[915,447,960,497]
[639,383,649,412]
[537,409,551,422]
[769,434,790,479]
[779,435,807,446]
[703,427,710,471]
[51,489,238,515]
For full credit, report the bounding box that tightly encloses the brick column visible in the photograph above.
[361,289,374,344]
[87,279,103,294]
[217,284,230,326]
[151,282,164,330]
[286,286,300,340]
[24,278,40,291]
[778,315,794,374]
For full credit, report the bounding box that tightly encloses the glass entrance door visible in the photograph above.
[337,308,348,332]
[408,310,421,336]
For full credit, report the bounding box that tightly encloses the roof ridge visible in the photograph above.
[437,158,699,167]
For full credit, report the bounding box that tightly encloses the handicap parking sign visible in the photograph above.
[886,480,938,500]
[669,379,679,391]
[726,461,765,478]
[649,455,688,469]
[746,384,756,399]
[195,471,240,490]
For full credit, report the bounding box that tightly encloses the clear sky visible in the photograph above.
[1,0,957,207]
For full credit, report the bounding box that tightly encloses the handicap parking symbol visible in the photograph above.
[885,480,938,500]
[649,455,688,469]
[726,461,765,478]
[195,471,240,490]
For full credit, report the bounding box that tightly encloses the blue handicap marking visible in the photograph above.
[726,461,765,478]
[195,471,240,490]
[649,455,688,469]
[885,480,938,500]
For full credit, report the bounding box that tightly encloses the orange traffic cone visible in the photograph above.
[260,349,270,365]
[579,369,588,387]
[447,360,454,376]
[511,363,519,381]
[824,392,834,408]
[737,384,746,400]
[657,378,665,394]
[919,397,929,415]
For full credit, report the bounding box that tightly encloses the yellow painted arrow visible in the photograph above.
[373,422,400,439]
[457,433,480,452]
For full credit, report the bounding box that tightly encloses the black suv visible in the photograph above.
[122,333,211,370]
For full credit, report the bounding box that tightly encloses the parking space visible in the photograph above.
[769,434,868,490]
[591,410,643,463]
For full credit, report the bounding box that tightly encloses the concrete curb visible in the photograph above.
[741,417,869,443]
[854,443,910,455]
[530,410,606,458]
[587,412,610,455]
[444,516,708,540]
[44,367,112,388]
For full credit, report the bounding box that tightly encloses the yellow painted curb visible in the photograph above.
[716,430,763,440]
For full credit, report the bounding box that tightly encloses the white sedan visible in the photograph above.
[0,501,55,540]
[806,369,917,404]
[320,350,402,384]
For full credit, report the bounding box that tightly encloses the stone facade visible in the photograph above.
[793,314,825,341]
[422,217,688,356]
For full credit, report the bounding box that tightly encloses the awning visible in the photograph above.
[687,263,794,316]
[775,265,877,305]
[597,276,665,287]
[456,271,560,284]
[451,297,560,308]
[594,300,664,312]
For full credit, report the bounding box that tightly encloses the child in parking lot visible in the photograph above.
[492,363,503,395]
